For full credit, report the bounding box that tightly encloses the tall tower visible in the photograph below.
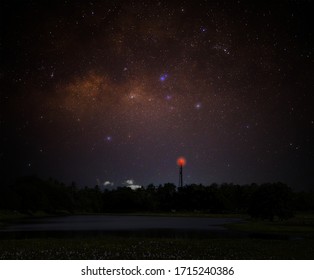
[177,157,186,188]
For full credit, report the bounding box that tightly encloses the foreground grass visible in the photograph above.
[226,213,314,239]
[0,210,54,225]
[0,236,313,260]
[1,212,313,259]
[0,211,28,221]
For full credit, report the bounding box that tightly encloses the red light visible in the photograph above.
[177,157,186,166]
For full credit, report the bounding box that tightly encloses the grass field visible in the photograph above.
[0,236,313,259]
[0,212,313,259]
[226,213,314,238]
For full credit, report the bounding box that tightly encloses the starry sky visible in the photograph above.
[1,0,314,190]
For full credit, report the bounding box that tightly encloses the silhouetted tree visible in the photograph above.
[1,176,312,216]
[293,190,314,211]
[77,186,103,212]
[248,183,294,220]
[156,183,176,211]
[0,176,74,214]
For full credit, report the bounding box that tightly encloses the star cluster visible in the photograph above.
[1,0,314,189]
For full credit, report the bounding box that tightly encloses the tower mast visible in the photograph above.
[177,157,186,188]
[179,164,183,188]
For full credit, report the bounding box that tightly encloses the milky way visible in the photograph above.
[1,0,314,189]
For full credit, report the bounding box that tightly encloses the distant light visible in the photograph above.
[177,157,186,166]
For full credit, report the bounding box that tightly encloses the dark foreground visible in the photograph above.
[1,235,314,259]
[0,214,313,259]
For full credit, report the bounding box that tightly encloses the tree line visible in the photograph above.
[0,176,313,220]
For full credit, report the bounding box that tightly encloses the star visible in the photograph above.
[195,102,202,109]
[1,0,312,190]
[159,74,168,82]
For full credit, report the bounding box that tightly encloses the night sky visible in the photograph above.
[1,0,314,190]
